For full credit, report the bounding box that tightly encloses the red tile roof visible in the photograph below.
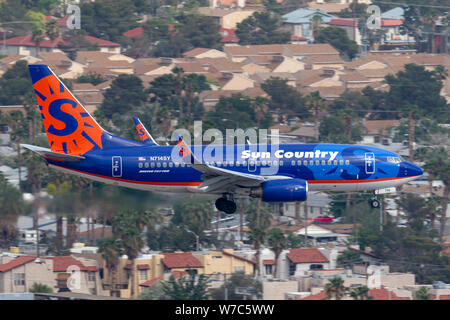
[287,248,329,264]
[329,18,358,27]
[162,252,203,269]
[1,35,120,48]
[42,256,96,272]
[263,259,275,265]
[300,290,327,300]
[220,28,239,43]
[123,27,144,38]
[291,35,309,41]
[382,19,403,27]
[137,264,150,270]
[0,256,36,272]
[222,251,256,264]
[439,295,450,300]
[369,287,410,300]
[139,271,188,287]
[83,35,120,47]
[139,275,163,287]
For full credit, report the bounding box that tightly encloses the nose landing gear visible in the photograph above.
[215,195,237,214]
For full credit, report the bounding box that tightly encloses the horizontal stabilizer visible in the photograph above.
[21,144,85,162]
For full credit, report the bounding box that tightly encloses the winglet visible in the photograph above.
[133,117,158,146]
[174,135,201,165]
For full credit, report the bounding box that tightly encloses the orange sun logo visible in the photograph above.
[33,74,103,156]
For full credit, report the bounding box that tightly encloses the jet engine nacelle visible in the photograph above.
[251,179,308,202]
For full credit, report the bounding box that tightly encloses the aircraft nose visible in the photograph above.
[405,162,424,177]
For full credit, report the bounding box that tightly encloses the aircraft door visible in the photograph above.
[365,153,375,174]
[248,159,257,172]
[112,156,122,177]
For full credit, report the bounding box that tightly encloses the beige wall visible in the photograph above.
[263,280,299,300]
[195,250,254,275]
[221,11,255,29]
[273,57,305,73]
[0,260,54,293]
[222,74,254,90]
[312,63,344,70]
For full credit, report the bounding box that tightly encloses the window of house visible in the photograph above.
[139,270,148,281]
[88,271,96,282]
[310,264,323,270]
[14,273,25,286]
[289,263,296,276]
[233,266,245,273]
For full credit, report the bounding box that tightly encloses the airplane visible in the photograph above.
[22,64,424,214]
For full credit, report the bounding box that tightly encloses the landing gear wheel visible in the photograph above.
[370,199,380,208]
[215,197,237,214]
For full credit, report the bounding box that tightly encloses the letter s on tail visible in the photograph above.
[29,64,104,156]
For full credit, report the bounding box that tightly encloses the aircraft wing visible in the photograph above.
[21,144,85,162]
[175,137,290,193]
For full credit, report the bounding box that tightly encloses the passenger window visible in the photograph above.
[262,160,266,166]
[256,161,261,166]
[268,160,272,166]
[321,160,326,165]
[291,160,296,166]
[145,162,149,168]
[303,160,308,166]
[169,162,173,168]
[334,160,338,165]
[243,161,248,166]
[181,163,185,167]
[138,163,143,168]
[210,161,215,166]
[315,160,320,165]
[345,160,350,165]
[328,160,332,165]
[217,162,222,167]
[223,161,227,167]
[297,160,302,166]
[162,162,167,168]
[309,160,314,166]
[273,160,278,166]
[236,161,240,167]
[280,161,284,166]
[339,160,344,165]
[174,162,179,167]
[156,162,161,168]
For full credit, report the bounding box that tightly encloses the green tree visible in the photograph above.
[336,249,363,268]
[98,237,123,297]
[161,269,210,300]
[100,74,147,129]
[29,282,53,293]
[172,200,213,241]
[423,147,450,236]
[261,77,310,121]
[385,64,447,160]
[76,72,107,86]
[80,0,139,42]
[267,228,286,278]
[0,174,26,249]
[209,271,262,300]
[325,277,346,300]
[315,26,359,60]
[248,227,265,276]
[348,285,372,300]
[236,12,291,45]
[305,91,326,140]
[138,281,169,300]
[415,286,431,300]
[0,60,34,105]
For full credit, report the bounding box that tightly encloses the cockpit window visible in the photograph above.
[387,156,402,164]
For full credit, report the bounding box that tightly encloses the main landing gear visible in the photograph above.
[370,197,380,208]
[215,194,237,214]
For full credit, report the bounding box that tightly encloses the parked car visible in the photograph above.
[313,215,334,224]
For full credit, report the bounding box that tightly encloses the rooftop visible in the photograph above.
[287,248,329,264]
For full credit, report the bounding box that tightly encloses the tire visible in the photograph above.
[370,199,380,208]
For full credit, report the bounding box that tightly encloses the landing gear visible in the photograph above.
[370,198,380,208]
[215,195,237,214]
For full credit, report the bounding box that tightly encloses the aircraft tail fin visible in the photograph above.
[29,64,105,156]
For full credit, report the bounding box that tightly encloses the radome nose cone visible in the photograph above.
[407,162,423,177]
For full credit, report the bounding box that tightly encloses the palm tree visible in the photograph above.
[252,97,268,128]
[267,228,286,278]
[99,237,123,297]
[423,147,450,236]
[305,91,326,140]
[348,285,372,300]
[310,14,323,41]
[325,277,346,300]
[248,227,265,276]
